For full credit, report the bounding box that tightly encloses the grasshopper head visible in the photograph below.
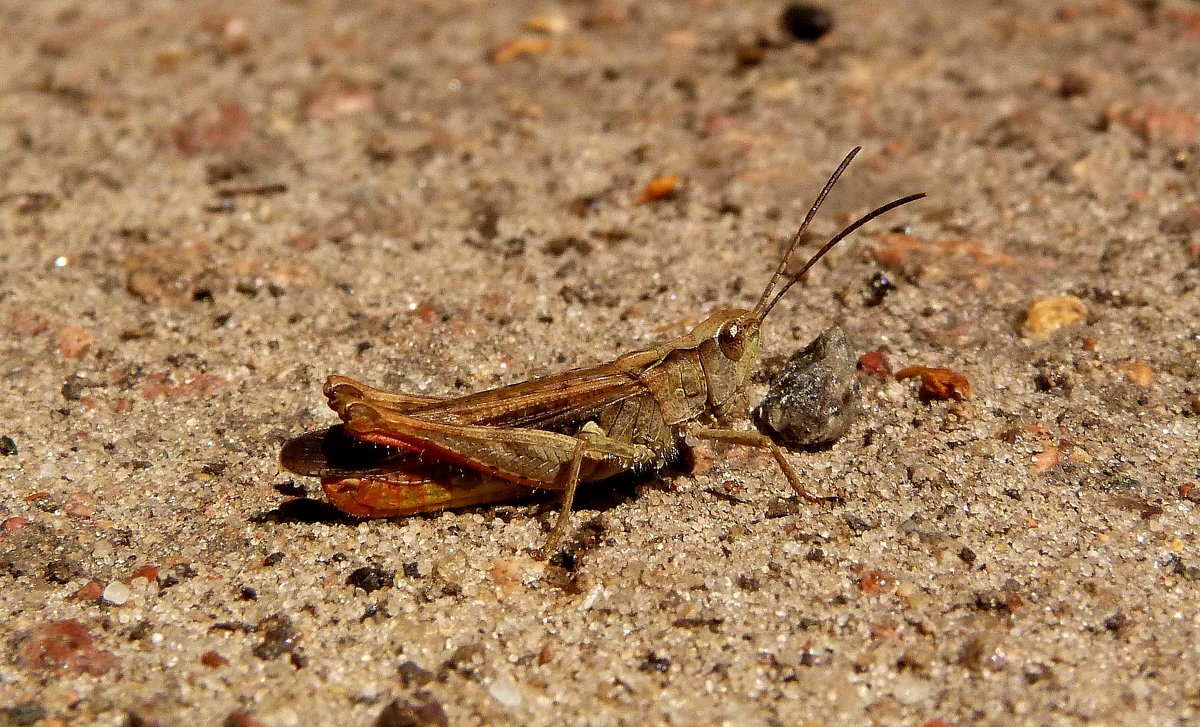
[692,307,764,414]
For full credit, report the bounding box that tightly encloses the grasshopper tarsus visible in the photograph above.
[282,148,924,550]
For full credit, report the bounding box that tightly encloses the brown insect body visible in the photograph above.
[281,148,924,551]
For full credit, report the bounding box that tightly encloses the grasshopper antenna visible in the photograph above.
[752,150,925,321]
[752,147,861,320]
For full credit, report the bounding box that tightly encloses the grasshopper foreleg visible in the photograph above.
[687,425,841,505]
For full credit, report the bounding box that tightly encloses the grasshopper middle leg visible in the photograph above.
[543,422,660,555]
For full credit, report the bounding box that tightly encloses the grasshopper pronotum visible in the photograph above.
[281,148,924,552]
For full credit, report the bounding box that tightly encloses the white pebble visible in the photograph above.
[489,677,523,708]
[102,581,130,605]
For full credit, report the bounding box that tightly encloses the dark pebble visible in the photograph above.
[866,272,895,306]
[0,435,17,456]
[1,701,46,726]
[639,652,672,673]
[550,548,576,572]
[252,614,298,661]
[375,696,448,727]
[765,497,801,519]
[347,566,395,593]
[799,647,833,667]
[974,590,1008,612]
[844,513,873,534]
[62,378,86,401]
[781,4,834,42]
[126,621,152,641]
[44,559,78,584]
[1103,612,1130,633]
[440,643,484,678]
[274,480,306,497]
[737,574,761,591]
[397,660,434,688]
[1169,557,1200,581]
[263,552,285,566]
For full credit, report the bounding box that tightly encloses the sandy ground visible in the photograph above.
[2,1,1199,725]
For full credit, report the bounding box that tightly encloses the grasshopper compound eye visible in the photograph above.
[718,321,746,360]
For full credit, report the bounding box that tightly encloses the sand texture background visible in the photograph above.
[1,0,1199,725]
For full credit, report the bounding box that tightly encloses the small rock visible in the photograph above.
[201,650,229,668]
[488,676,523,708]
[375,696,448,727]
[890,674,934,705]
[857,569,891,594]
[639,652,672,673]
[865,272,895,306]
[1117,362,1154,387]
[72,581,103,601]
[781,3,834,42]
[1057,68,1092,97]
[346,567,394,593]
[397,660,434,687]
[0,700,46,726]
[754,326,861,447]
[102,581,130,606]
[895,366,972,402]
[223,711,265,727]
[1024,295,1087,339]
[856,350,892,379]
[633,175,680,205]
[303,79,377,120]
[734,40,766,67]
[974,589,1021,613]
[252,614,298,661]
[56,325,95,360]
[3,516,31,533]
[131,564,160,582]
[844,513,873,534]
[958,631,1006,672]
[174,104,249,155]
[18,620,117,676]
[737,574,761,591]
[0,435,17,456]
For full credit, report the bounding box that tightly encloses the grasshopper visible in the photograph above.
[281,147,924,553]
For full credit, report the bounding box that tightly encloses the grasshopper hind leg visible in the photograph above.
[324,375,448,418]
